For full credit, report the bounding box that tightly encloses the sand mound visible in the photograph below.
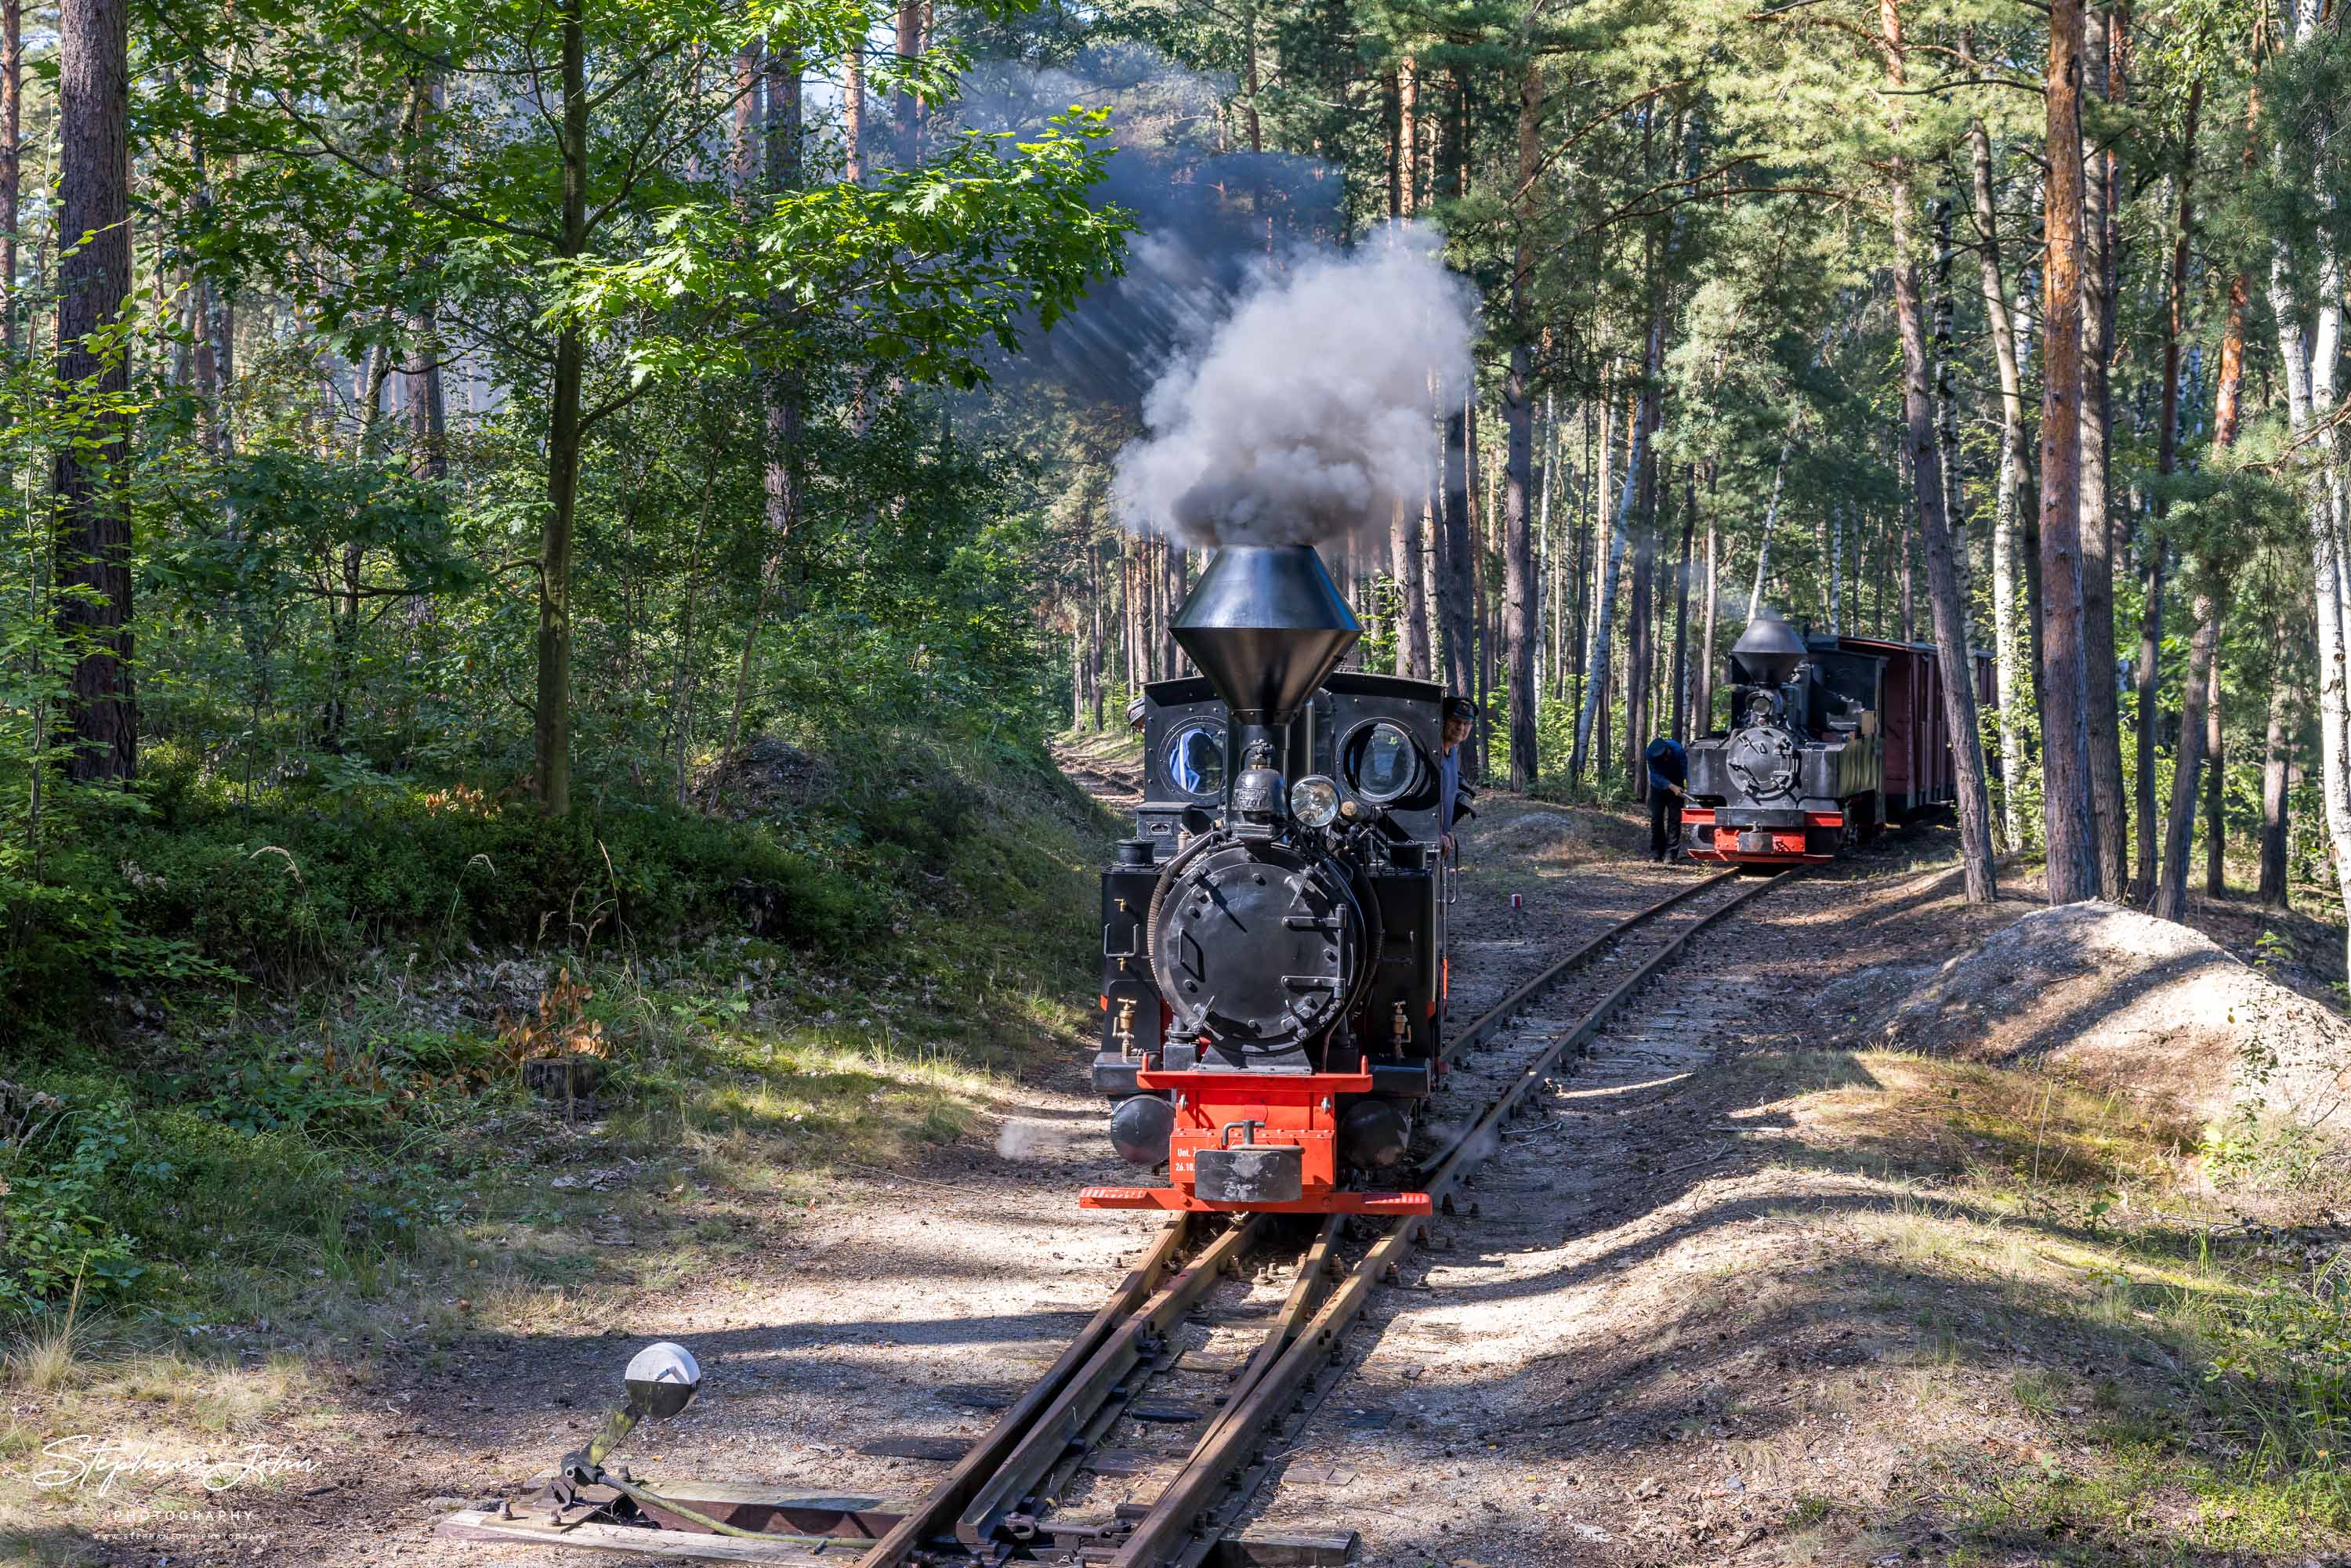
[1875,900,2351,1139]
[1472,802,1645,864]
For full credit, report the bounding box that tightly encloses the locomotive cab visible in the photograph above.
[1084,545,1446,1217]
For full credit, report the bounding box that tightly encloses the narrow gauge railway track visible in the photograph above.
[438,868,1789,1567]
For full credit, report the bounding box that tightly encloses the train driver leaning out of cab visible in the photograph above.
[1645,735,1688,864]
[1439,696,1477,859]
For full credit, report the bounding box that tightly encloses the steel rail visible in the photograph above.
[1420,869,1786,1182]
[954,1215,1265,1547]
[1443,867,1740,1063]
[859,870,1782,1568]
[1105,870,1795,1568]
[852,1215,1197,1568]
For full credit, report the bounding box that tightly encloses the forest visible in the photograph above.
[4,0,2343,1001]
[0,0,2343,1320]
[0,1,2348,1562]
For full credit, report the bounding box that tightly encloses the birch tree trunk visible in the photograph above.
[2259,7,2349,971]
[1829,506,1843,635]
[1393,498,1429,679]
[1571,418,1644,776]
[2156,160,2253,919]
[2036,0,2102,903]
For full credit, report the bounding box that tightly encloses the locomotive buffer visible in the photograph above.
[1082,545,1444,1219]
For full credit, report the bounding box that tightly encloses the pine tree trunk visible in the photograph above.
[724,46,806,763]
[1671,468,1694,739]
[1541,393,1561,695]
[842,46,864,180]
[1697,462,1718,733]
[1567,407,1592,712]
[1899,471,1914,641]
[2259,646,2296,909]
[1393,498,1429,679]
[1503,69,1540,790]
[2077,2,2128,898]
[53,0,134,783]
[1747,445,1789,618]
[2205,654,2226,896]
[1879,0,1997,900]
[1089,536,1106,728]
[2036,0,2101,903]
[1241,0,1263,154]
[1931,193,1965,599]
[733,45,759,193]
[2152,581,2221,922]
[2,0,21,357]
[1384,68,1402,219]
[1440,404,1475,701]
[2140,78,2200,896]
[1624,385,1657,797]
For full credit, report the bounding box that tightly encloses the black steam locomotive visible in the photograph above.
[1682,607,1991,867]
[1081,546,1447,1217]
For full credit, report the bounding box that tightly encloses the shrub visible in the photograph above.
[0,1085,146,1311]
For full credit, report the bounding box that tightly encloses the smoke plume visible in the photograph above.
[1111,232,1477,549]
[949,46,1345,410]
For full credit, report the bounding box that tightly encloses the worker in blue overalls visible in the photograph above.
[1645,735,1688,863]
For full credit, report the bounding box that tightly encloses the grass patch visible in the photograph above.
[0,719,1120,1492]
[1738,1045,2351,1556]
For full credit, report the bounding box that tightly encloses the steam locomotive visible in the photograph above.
[1081,546,1447,1218]
[1681,608,1993,867]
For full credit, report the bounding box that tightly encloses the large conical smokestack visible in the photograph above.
[1732,606,1808,687]
[1172,545,1360,725]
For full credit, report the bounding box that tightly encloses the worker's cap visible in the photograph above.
[1442,697,1480,722]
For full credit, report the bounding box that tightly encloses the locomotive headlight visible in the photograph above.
[1289,775,1342,829]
